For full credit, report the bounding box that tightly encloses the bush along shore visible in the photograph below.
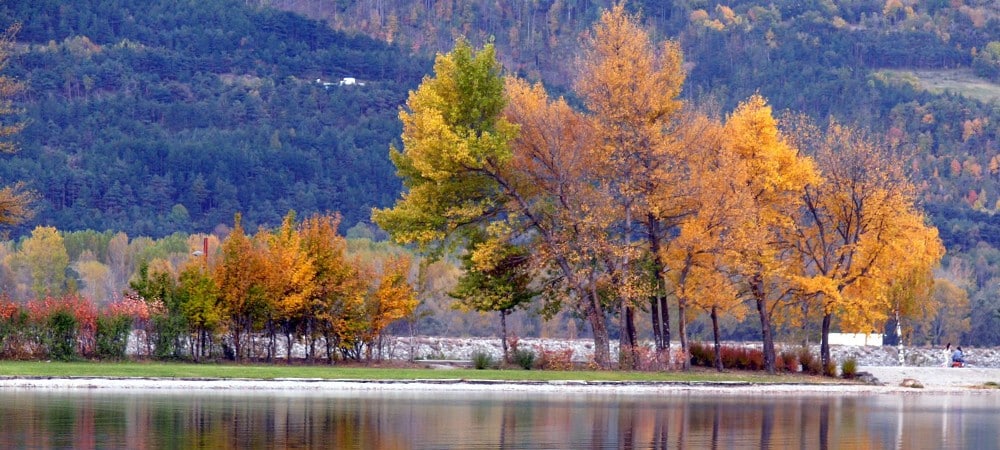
[4,304,997,379]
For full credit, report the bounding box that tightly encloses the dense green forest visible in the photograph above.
[1,0,1000,345]
[0,0,430,237]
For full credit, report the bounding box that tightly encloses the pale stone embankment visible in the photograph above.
[392,336,1000,369]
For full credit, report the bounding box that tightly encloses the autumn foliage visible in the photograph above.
[375,5,944,374]
[0,212,420,364]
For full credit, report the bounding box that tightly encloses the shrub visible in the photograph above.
[841,357,858,379]
[719,346,739,368]
[150,312,188,360]
[0,308,30,359]
[714,345,765,370]
[824,361,838,378]
[95,314,132,360]
[46,310,79,361]
[634,345,670,371]
[538,347,574,371]
[798,348,822,375]
[689,342,713,367]
[513,348,536,370]
[471,351,495,370]
[747,349,764,371]
[779,351,800,373]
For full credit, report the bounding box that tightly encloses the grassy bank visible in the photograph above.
[0,361,832,384]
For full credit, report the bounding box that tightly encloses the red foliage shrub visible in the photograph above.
[779,351,800,373]
[537,347,574,371]
[798,347,822,375]
[747,348,764,371]
[106,293,156,321]
[718,345,765,371]
[25,294,98,356]
[0,297,18,321]
[689,342,713,367]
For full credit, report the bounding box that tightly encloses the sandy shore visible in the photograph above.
[0,366,997,395]
[860,365,1000,390]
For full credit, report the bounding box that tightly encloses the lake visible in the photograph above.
[0,389,998,449]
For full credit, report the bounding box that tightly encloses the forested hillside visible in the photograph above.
[1,0,1000,346]
[0,0,430,237]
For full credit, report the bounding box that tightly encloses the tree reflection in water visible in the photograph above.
[0,390,997,448]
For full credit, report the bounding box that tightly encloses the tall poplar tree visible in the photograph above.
[722,95,818,374]
[372,39,516,253]
[575,4,687,362]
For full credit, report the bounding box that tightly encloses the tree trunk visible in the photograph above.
[619,301,637,370]
[711,306,723,372]
[625,304,636,363]
[752,277,776,374]
[232,326,242,362]
[285,325,293,364]
[307,319,316,364]
[588,286,611,369]
[821,312,832,373]
[500,309,509,363]
[659,295,670,352]
[646,217,669,353]
[651,295,664,350]
[678,298,689,371]
[324,328,334,364]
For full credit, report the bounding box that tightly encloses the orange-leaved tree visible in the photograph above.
[299,213,364,363]
[575,3,688,363]
[258,211,316,362]
[502,77,619,367]
[789,121,944,368]
[721,95,819,374]
[360,254,418,361]
[659,112,746,371]
[214,213,267,361]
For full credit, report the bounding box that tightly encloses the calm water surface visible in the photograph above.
[0,389,998,449]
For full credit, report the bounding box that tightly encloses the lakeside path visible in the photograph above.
[0,366,997,394]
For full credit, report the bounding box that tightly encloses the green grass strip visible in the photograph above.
[0,361,837,384]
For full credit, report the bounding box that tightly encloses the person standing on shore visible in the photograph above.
[944,343,951,367]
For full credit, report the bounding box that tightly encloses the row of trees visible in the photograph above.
[375,6,944,373]
[0,213,418,362]
[126,212,418,362]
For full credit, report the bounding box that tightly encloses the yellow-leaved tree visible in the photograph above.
[575,3,688,363]
[721,95,819,374]
[259,211,316,362]
[372,39,516,253]
[660,112,746,371]
[361,254,418,361]
[789,121,944,368]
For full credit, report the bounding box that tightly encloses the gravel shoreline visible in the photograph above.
[1,365,997,395]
